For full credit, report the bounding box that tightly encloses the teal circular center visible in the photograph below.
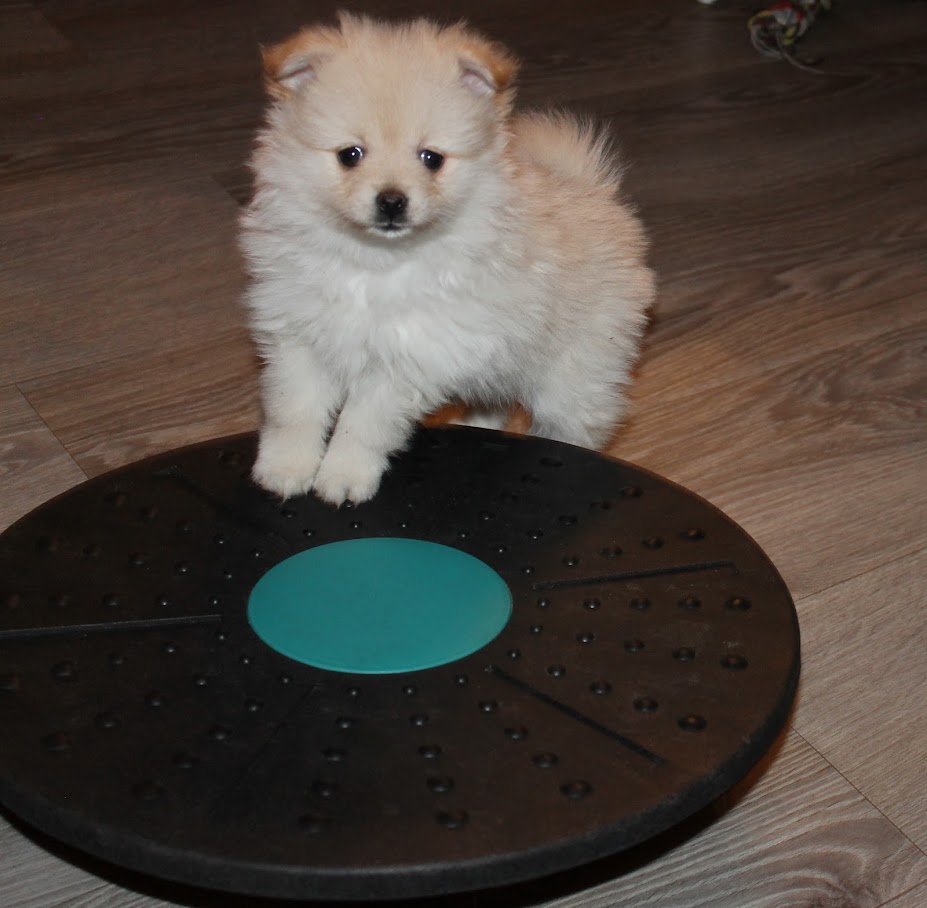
[247,538,512,674]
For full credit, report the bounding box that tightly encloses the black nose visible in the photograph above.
[376,190,408,220]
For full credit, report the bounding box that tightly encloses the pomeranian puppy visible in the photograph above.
[241,14,655,505]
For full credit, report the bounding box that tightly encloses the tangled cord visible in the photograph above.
[748,0,832,70]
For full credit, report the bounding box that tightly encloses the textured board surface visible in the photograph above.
[0,428,799,900]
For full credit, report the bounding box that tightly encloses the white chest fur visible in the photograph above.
[250,251,531,398]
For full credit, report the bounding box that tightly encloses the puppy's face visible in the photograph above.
[260,17,518,241]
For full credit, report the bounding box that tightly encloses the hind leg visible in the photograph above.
[449,407,510,432]
[527,375,628,450]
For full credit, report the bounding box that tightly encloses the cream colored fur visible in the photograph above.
[240,14,655,505]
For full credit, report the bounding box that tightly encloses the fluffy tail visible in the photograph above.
[512,111,623,192]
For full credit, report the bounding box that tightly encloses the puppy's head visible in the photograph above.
[259,15,518,241]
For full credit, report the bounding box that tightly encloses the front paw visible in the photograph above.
[252,425,324,499]
[313,443,387,507]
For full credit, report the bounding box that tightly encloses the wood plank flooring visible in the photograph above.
[1,1,925,906]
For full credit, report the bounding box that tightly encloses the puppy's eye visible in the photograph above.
[337,146,364,168]
[419,149,445,172]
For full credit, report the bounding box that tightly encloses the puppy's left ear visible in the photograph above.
[450,27,519,100]
[261,25,340,101]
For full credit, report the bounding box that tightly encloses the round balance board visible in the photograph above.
[0,427,799,901]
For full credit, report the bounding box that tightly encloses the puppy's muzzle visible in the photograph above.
[375,189,408,231]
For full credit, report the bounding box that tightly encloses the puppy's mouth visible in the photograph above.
[373,221,411,237]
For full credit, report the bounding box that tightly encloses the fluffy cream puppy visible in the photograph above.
[241,14,655,505]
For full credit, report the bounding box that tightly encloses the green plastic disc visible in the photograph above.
[247,538,512,674]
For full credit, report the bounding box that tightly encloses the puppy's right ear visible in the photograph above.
[261,26,340,100]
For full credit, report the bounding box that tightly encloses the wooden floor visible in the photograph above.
[1,0,925,905]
